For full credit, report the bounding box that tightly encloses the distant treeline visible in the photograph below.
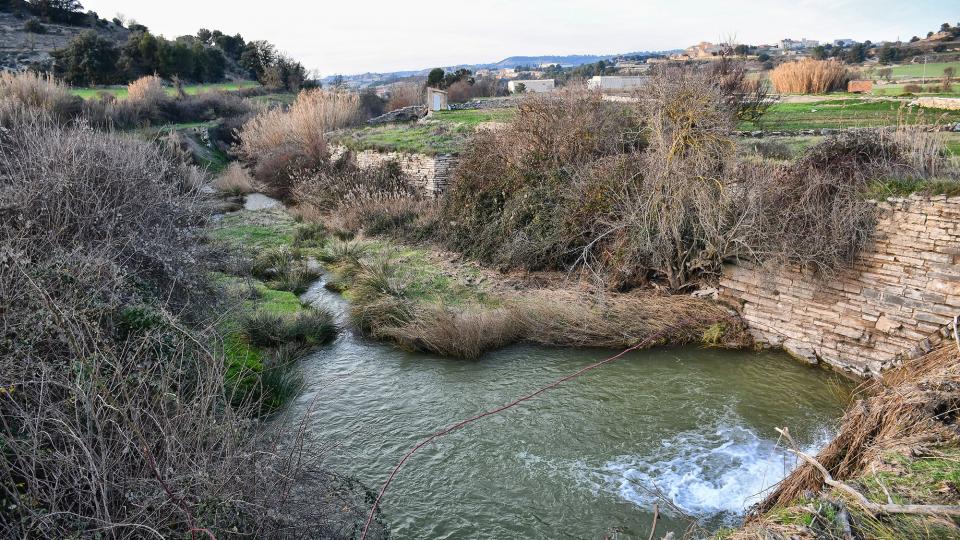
[2,0,307,89]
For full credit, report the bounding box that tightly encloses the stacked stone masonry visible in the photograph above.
[720,195,960,377]
[330,144,457,196]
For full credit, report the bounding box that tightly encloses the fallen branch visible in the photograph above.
[776,427,960,518]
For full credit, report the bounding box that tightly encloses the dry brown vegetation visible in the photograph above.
[0,97,378,537]
[126,74,168,106]
[735,343,960,539]
[446,77,499,103]
[385,83,423,111]
[0,71,257,131]
[438,68,925,291]
[770,59,851,94]
[324,249,748,359]
[238,89,361,196]
[214,161,260,195]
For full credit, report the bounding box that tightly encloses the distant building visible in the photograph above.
[778,38,817,50]
[833,38,857,47]
[614,61,650,75]
[685,41,725,58]
[508,79,555,93]
[587,76,649,91]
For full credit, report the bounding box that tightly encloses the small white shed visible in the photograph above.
[426,87,449,112]
[508,79,555,94]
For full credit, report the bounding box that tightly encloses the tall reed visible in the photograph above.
[770,59,851,94]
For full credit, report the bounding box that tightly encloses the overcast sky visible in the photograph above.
[82,0,957,75]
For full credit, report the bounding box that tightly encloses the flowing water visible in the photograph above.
[284,278,852,539]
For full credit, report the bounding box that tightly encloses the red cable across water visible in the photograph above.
[359,330,673,540]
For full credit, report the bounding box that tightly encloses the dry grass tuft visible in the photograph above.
[770,59,851,94]
[515,290,750,349]
[756,344,960,514]
[213,162,259,195]
[0,71,80,124]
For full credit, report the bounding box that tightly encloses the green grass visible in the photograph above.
[889,61,960,80]
[211,212,296,251]
[331,107,516,155]
[866,178,960,198]
[430,108,516,126]
[71,80,260,100]
[742,99,960,131]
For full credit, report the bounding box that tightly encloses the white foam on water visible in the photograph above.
[590,425,830,521]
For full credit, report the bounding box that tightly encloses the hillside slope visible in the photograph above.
[0,10,129,71]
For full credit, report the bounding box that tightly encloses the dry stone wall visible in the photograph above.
[330,144,457,196]
[914,97,960,111]
[720,195,960,377]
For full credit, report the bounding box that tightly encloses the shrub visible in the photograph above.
[439,88,639,271]
[249,247,320,294]
[285,307,338,345]
[50,30,120,85]
[743,139,793,160]
[386,82,423,111]
[446,77,499,103]
[23,18,46,33]
[903,84,922,93]
[293,221,328,247]
[770,59,850,94]
[0,71,81,125]
[0,110,376,538]
[238,89,361,195]
[126,74,169,108]
[243,311,288,347]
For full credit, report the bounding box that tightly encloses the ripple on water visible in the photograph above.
[587,423,833,523]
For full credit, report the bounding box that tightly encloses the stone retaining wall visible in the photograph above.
[720,195,960,377]
[914,97,960,111]
[330,145,458,196]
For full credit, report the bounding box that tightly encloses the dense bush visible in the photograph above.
[437,67,953,291]
[438,87,639,273]
[0,104,377,538]
[293,159,438,240]
[50,29,121,85]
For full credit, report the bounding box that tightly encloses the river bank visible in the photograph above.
[212,199,753,364]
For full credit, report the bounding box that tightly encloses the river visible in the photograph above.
[282,275,850,539]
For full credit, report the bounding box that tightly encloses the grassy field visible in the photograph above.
[71,80,260,99]
[889,61,960,80]
[741,99,960,131]
[330,107,516,154]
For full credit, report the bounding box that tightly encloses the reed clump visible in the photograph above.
[770,59,851,94]
[238,89,362,196]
